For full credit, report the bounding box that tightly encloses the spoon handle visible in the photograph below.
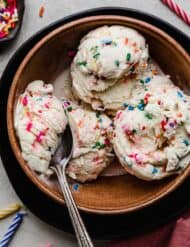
[53,166,94,247]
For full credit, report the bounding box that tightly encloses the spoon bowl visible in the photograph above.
[52,124,73,165]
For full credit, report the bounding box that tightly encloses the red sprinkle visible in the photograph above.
[93,156,99,162]
[144,93,151,104]
[26,122,32,132]
[104,138,110,146]
[157,100,161,105]
[124,129,133,136]
[22,96,28,106]
[161,120,167,131]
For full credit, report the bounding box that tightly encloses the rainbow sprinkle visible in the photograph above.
[0,0,19,39]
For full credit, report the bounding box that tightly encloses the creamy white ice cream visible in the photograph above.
[113,76,190,180]
[65,103,113,182]
[14,80,67,174]
[71,25,149,107]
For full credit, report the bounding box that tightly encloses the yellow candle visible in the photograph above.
[0,203,22,220]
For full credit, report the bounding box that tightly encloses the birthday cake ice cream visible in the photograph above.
[14,80,67,174]
[65,103,113,182]
[113,76,190,180]
[92,61,161,113]
[71,25,149,109]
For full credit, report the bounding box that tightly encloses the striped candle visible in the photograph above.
[0,212,26,247]
[0,204,22,220]
[162,0,190,26]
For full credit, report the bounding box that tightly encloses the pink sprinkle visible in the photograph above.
[122,125,133,136]
[26,122,32,132]
[93,156,99,162]
[36,131,46,143]
[67,50,76,58]
[22,96,28,106]
[144,93,151,104]
[128,153,137,159]
[129,153,144,165]
[44,103,50,109]
[115,111,122,120]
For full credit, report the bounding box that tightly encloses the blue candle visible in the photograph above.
[0,212,26,247]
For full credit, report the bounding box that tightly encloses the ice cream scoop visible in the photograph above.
[14,80,67,174]
[64,102,114,182]
[113,83,190,180]
[71,25,149,107]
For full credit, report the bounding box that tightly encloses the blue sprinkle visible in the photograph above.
[36,98,43,101]
[123,103,128,108]
[127,162,133,167]
[123,156,133,167]
[152,167,158,174]
[128,105,135,111]
[101,39,112,45]
[177,91,183,98]
[98,118,103,123]
[137,103,145,111]
[183,139,189,146]
[145,77,151,83]
[72,183,79,191]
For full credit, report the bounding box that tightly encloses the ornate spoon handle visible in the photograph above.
[52,165,94,247]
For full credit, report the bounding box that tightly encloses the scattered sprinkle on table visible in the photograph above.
[39,5,45,18]
[0,0,19,39]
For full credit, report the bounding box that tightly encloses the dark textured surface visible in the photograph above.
[1,8,190,240]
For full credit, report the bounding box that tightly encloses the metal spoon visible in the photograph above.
[51,125,94,247]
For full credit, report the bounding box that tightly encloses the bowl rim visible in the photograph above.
[7,15,190,214]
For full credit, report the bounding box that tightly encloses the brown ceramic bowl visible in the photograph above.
[7,15,190,214]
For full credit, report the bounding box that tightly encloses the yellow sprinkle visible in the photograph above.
[0,203,22,220]
[91,60,97,72]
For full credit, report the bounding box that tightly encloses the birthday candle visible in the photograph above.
[0,203,22,220]
[0,212,26,247]
[162,0,190,26]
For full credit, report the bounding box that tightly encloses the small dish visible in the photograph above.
[0,0,25,46]
[7,15,190,214]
